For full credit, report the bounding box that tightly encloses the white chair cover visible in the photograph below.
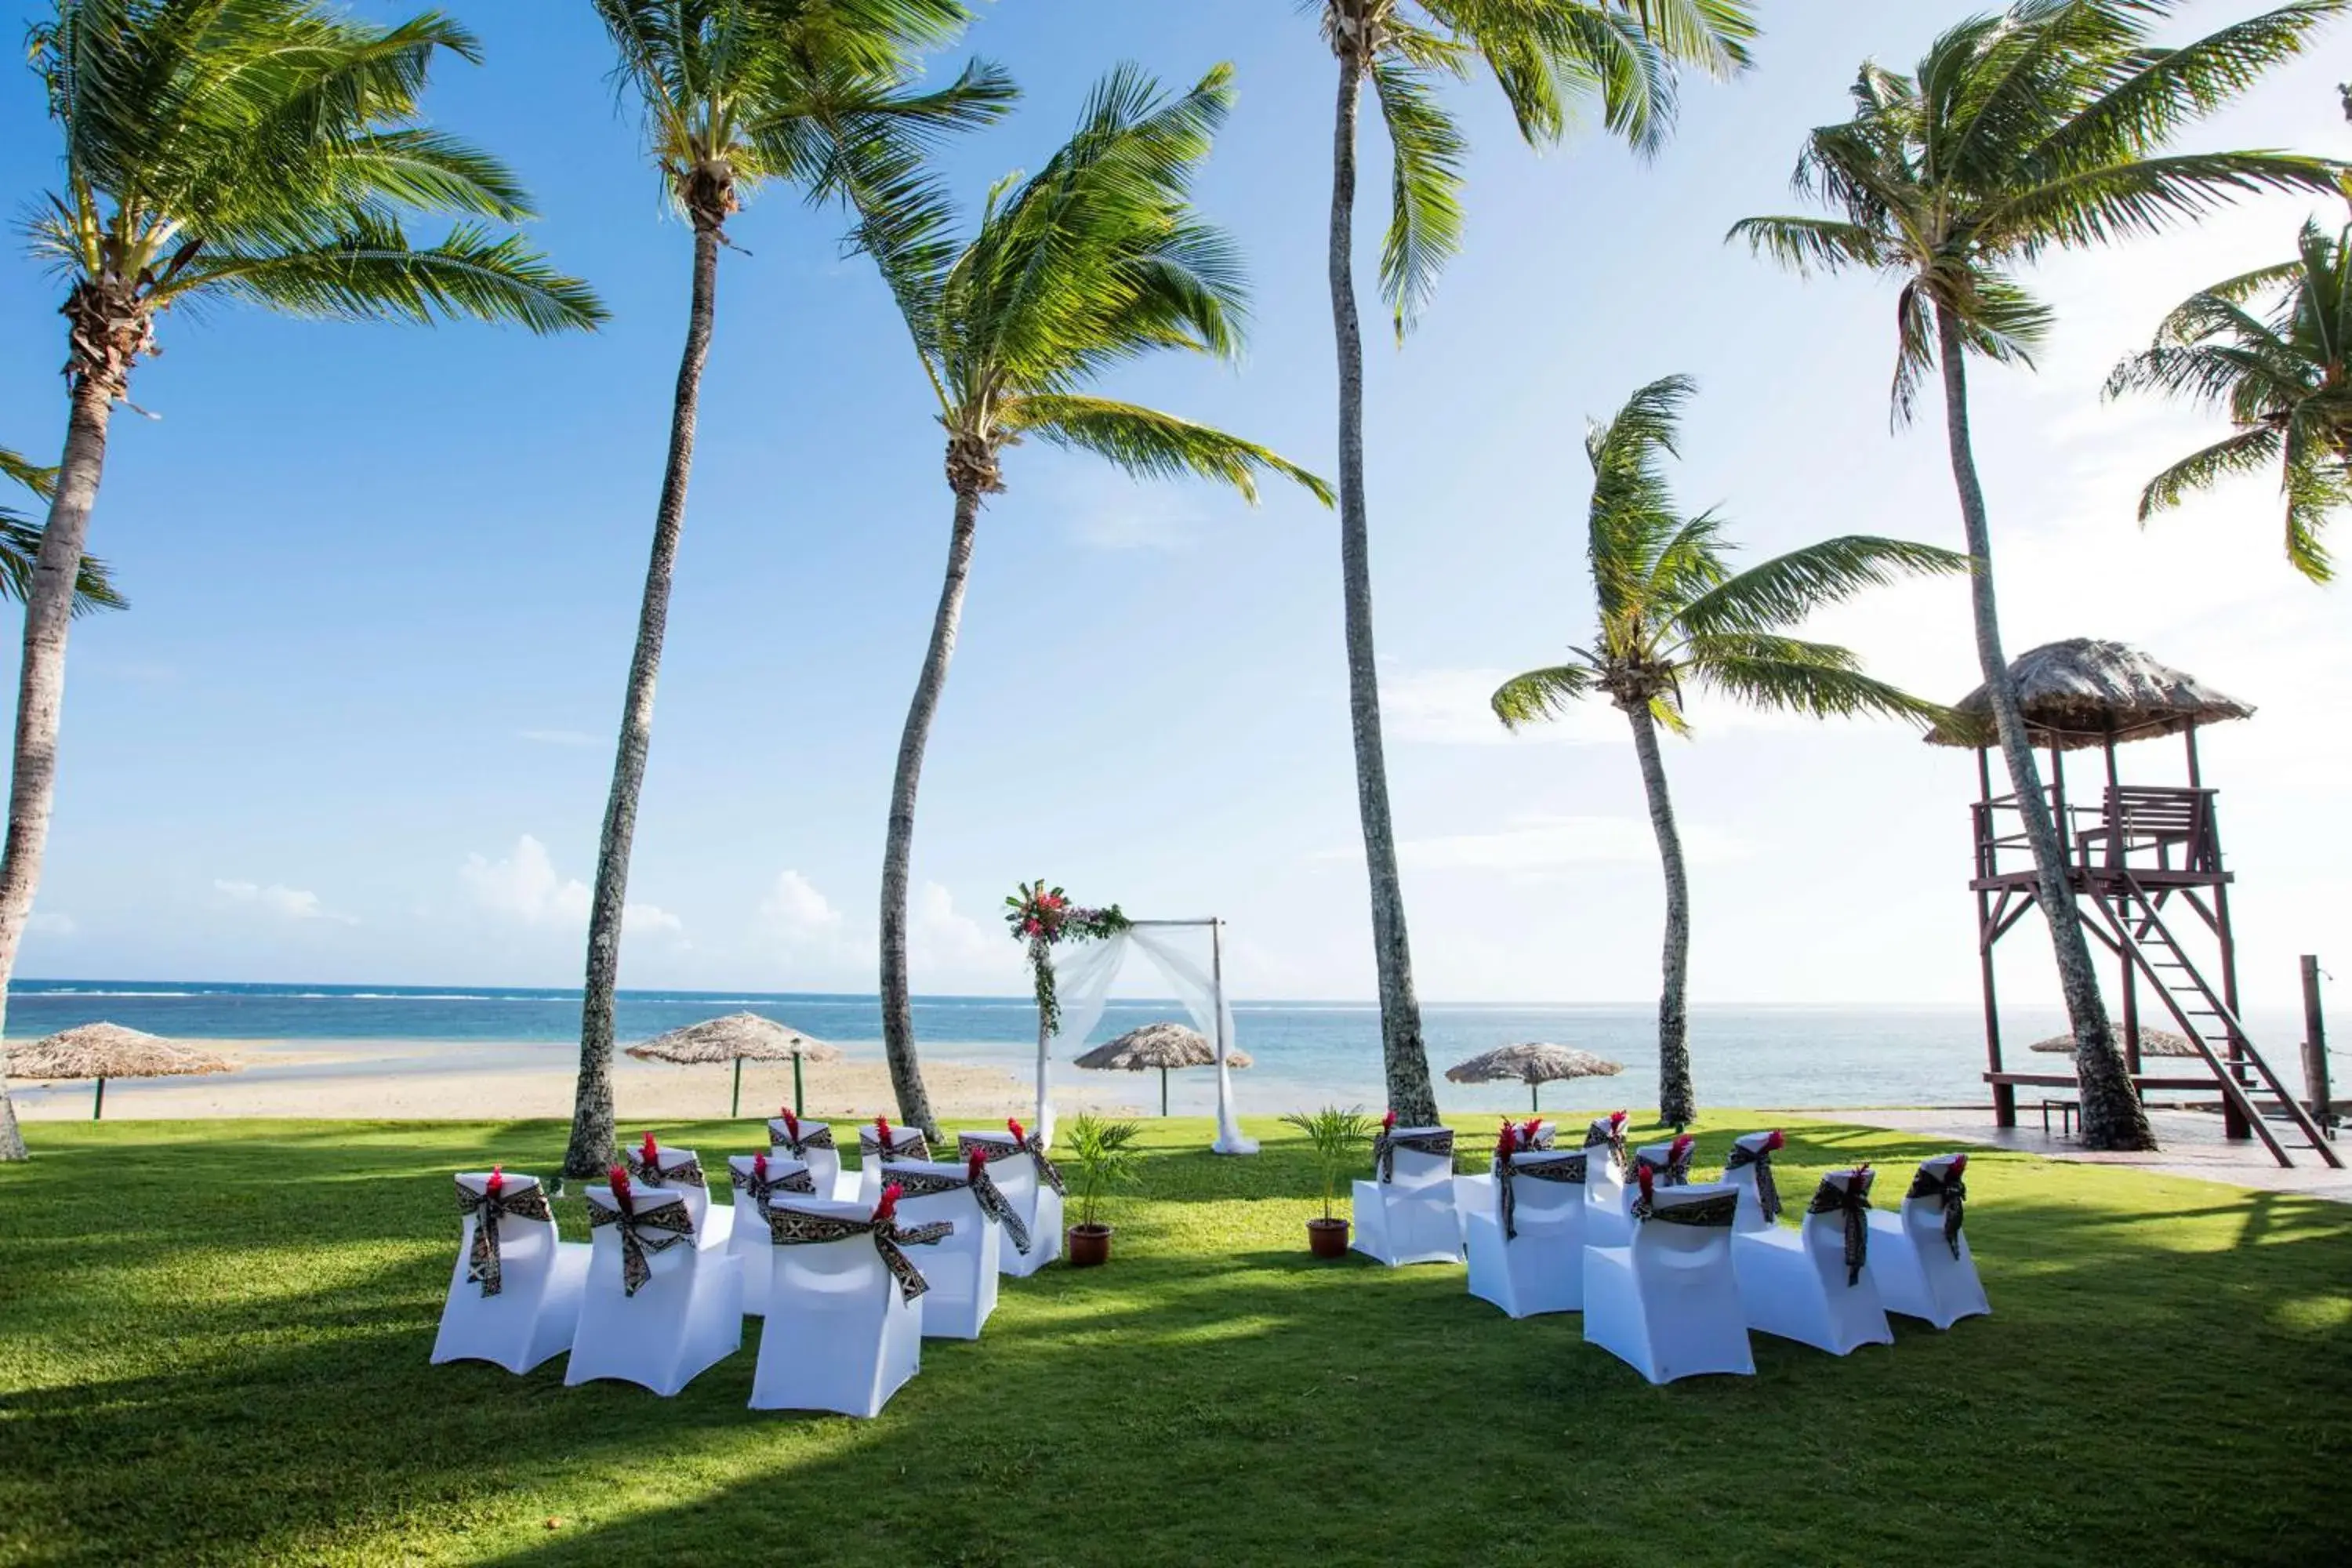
[1867,1154,1991,1329]
[855,1123,934,1206]
[431,1171,588,1374]
[1583,1115,1633,1248]
[767,1115,848,1203]
[1351,1124,1461,1267]
[752,1196,938,1416]
[564,1185,743,1396]
[1583,1180,1755,1384]
[958,1127,1065,1276]
[1731,1167,1895,1356]
[1465,1148,1590,1317]
[727,1154,818,1316]
[884,1160,1004,1339]
[1720,1130,1785,1233]
[620,1142,731,1249]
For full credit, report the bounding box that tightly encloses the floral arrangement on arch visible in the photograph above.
[1005,879,1129,1037]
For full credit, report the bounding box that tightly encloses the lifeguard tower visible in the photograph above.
[1928,638,2339,1169]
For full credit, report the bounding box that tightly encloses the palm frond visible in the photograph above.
[1688,634,1947,726]
[0,506,126,615]
[1007,394,1331,506]
[1,448,57,499]
[1370,53,1468,336]
[180,220,608,332]
[1490,662,1599,729]
[1724,215,1889,276]
[2132,423,2285,518]
[1984,150,2350,254]
[1676,534,1970,637]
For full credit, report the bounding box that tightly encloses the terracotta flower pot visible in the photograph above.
[1066,1222,1113,1268]
[1306,1217,1350,1259]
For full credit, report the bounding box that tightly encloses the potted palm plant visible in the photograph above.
[1282,1105,1373,1258]
[1062,1112,1142,1267]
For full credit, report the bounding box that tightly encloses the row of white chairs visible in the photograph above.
[1357,1116,1989,1383]
[430,1118,1065,1415]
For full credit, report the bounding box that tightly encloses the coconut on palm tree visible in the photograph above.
[0,450,122,616]
[1491,375,1965,1127]
[1312,0,1756,1124]
[2,1,604,1163]
[848,64,1333,1138]
[2107,217,2352,583]
[564,0,1012,1179]
[1727,0,2347,1152]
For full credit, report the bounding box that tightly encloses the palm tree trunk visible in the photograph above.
[563,223,720,1180]
[1328,49,1437,1126]
[880,481,981,1144]
[1626,703,1695,1128]
[1934,303,2154,1152]
[0,379,114,1163]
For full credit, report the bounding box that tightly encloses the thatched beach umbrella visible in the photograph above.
[5,1022,234,1119]
[2030,1028,2198,1059]
[1446,1042,1623,1112]
[1925,638,2254,750]
[626,1012,841,1118]
[1073,1021,1251,1116]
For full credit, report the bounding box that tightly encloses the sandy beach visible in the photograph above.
[6,1037,1145,1122]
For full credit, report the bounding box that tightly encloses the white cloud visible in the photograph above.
[760,869,844,942]
[628,903,684,936]
[911,881,1004,972]
[26,911,74,936]
[1316,812,1744,874]
[462,834,681,938]
[213,879,357,925]
[1384,666,1621,746]
[517,729,597,747]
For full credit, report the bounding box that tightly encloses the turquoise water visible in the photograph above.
[11,978,2271,1116]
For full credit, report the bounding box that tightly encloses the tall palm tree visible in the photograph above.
[1491,376,1966,1126]
[565,0,1011,1178]
[1728,0,2347,1152]
[1312,0,1756,1123]
[2,1,603,1162]
[850,64,1334,1138]
[2107,217,2352,581]
[0,450,122,615]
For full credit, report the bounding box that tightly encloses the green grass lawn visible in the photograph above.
[2,1115,2347,1567]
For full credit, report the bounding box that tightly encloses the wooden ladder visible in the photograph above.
[2089,874,2341,1169]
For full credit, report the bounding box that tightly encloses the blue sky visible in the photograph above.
[1,1,2345,1013]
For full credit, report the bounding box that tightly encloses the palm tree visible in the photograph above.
[2,1,603,1162]
[1,450,122,615]
[565,0,1011,1179]
[1491,376,1966,1127]
[849,64,1334,1138]
[1312,0,1756,1123]
[1727,0,2347,1152]
[2107,217,2352,582]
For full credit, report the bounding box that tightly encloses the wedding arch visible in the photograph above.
[1007,883,1257,1156]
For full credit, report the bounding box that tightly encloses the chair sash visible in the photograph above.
[766,1119,836,1162]
[1806,1172,1875,1287]
[891,1163,1032,1255]
[1724,1140,1782,1223]
[1494,1150,1586,1241]
[621,1149,707,1189]
[1371,1127,1454,1183]
[1583,1118,1628,1174]
[767,1206,953,1303]
[957,1131,1067,1196]
[585,1192,696,1297]
[456,1178,553,1298]
[731,1160,817,1205]
[860,1128,934,1164]
[1635,1143,1694,1187]
[1631,1188,1737,1227]
[1908,1163,1967,1259]
[1520,1120,1556,1150]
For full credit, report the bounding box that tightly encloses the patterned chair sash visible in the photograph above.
[766,1205,954,1302]
[766,1119,836,1161]
[456,1176,553,1298]
[1372,1127,1454,1183]
[584,1192,696,1298]
[1724,1139,1782,1224]
[1520,1120,1556,1150]
[731,1159,817,1206]
[891,1163,1032,1255]
[1635,1138,1696,1188]
[1494,1150,1587,1241]
[860,1127,934,1164]
[956,1131,1067,1196]
[1584,1116,1628,1174]
[1806,1171,1875,1286]
[621,1148,708,1189]
[1630,1186,1738,1228]
[1908,1161,1968,1259]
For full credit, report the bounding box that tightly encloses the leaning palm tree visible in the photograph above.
[1727,0,2347,1152]
[1312,0,1756,1123]
[1493,376,1966,1127]
[565,0,1012,1179]
[2107,217,2352,583]
[2,1,604,1163]
[851,64,1333,1138]
[0,450,122,615]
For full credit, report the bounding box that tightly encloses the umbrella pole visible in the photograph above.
[1531,1082,1539,1115]
[793,1054,805,1118]
[731,1057,742,1120]
[93,1076,105,1121]
[1161,1066,1168,1117]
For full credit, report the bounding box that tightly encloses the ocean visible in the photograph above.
[14,978,2293,1117]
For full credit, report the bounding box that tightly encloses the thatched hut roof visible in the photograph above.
[1073,1022,1250,1071]
[625,1013,841,1066]
[5,1022,234,1080]
[2028,1028,2199,1059]
[1445,1042,1624,1086]
[1925,638,2253,752]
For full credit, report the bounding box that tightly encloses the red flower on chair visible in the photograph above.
[1381,1110,1398,1134]
[638,1131,661,1173]
[873,1181,904,1225]
[874,1114,892,1149]
[608,1164,634,1214]
[1007,1117,1025,1146]
[967,1149,988,1185]
[485,1163,504,1199]
[1764,1129,1786,1152]
[1635,1162,1656,1203]
[778,1107,800,1142]
[753,1152,769,1186]
[1496,1120,1519,1159]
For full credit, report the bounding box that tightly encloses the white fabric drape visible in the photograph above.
[1036,934,1129,1149]
[1040,925,1258,1156]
